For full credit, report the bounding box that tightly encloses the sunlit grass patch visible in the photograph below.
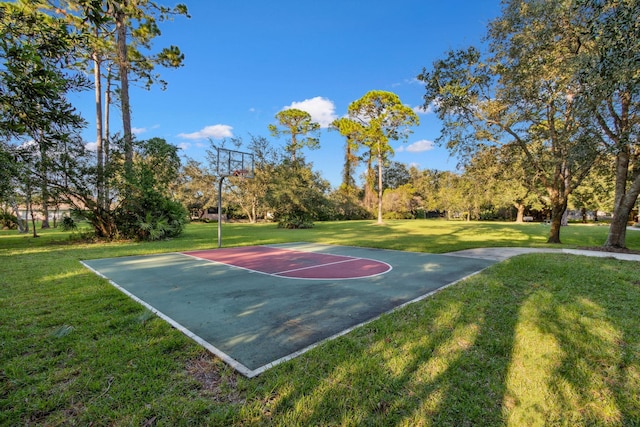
[1,221,639,425]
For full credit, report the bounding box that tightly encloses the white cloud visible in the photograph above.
[132,127,147,135]
[413,104,433,115]
[178,124,233,140]
[398,139,435,153]
[283,96,337,128]
[177,142,191,150]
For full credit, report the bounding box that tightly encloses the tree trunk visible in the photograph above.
[546,202,566,244]
[26,180,38,238]
[115,5,133,173]
[515,203,525,222]
[377,152,383,224]
[38,130,50,229]
[606,213,628,249]
[104,65,112,208]
[604,151,640,248]
[10,202,26,233]
[604,181,640,248]
[364,156,376,212]
[290,133,297,162]
[30,206,38,237]
[40,203,49,229]
[93,45,104,209]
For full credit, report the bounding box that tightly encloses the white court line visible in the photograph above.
[274,257,366,274]
[80,245,487,378]
[80,260,257,378]
[182,248,392,281]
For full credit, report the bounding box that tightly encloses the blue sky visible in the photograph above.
[74,1,502,187]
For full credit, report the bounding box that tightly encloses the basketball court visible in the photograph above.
[82,242,495,377]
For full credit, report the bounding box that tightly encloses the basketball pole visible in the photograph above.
[217,176,224,248]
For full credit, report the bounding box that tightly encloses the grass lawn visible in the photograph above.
[1,220,639,426]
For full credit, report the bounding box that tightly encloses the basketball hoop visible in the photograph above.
[216,147,254,178]
[232,169,249,177]
[215,147,255,248]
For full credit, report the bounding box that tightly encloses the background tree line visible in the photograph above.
[1,0,637,250]
[169,138,618,227]
[1,0,189,240]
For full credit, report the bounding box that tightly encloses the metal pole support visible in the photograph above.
[217,176,224,248]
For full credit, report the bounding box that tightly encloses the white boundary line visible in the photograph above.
[182,247,393,281]
[81,244,493,378]
[246,266,491,377]
[275,256,366,274]
[80,260,258,378]
[83,242,640,378]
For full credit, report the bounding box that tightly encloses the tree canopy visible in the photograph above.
[334,90,419,224]
[418,0,603,243]
[268,108,320,161]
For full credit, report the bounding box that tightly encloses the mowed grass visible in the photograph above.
[1,220,639,426]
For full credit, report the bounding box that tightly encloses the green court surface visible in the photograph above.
[82,242,496,377]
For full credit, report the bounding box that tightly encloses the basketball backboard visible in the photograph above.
[215,147,255,178]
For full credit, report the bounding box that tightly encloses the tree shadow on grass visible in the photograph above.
[245,257,530,425]
[523,258,640,425]
[244,255,640,426]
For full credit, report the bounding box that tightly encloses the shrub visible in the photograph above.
[0,212,18,229]
[60,216,77,231]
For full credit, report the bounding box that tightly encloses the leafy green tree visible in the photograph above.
[382,184,416,219]
[171,158,216,220]
[408,167,441,216]
[463,145,541,222]
[39,0,115,210]
[419,0,600,243]
[0,1,88,231]
[265,160,330,229]
[110,1,188,171]
[331,116,363,192]
[210,135,278,223]
[336,90,419,224]
[113,137,188,240]
[45,0,188,180]
[326,187,370,220]
[382,161,411,190]
[576,0,639,248]
[570,155,616,222]
[268,109,320,161]
[436,171,466,220]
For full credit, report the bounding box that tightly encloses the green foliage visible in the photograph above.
[210,135,278,223]
[0,211,17,229]
[0,3,88,141]
[417,0,604,242]
[266,160,330,229]
[335,90,420,223]
[326,186,371,221]
[171,158,216,220]
[60,216,77,231]
[576,0,640,247]
[115,188,188,241]
[381,184,416,219]
[113,138,188,241]
[331,116,365,189]
[268,108,320,161]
